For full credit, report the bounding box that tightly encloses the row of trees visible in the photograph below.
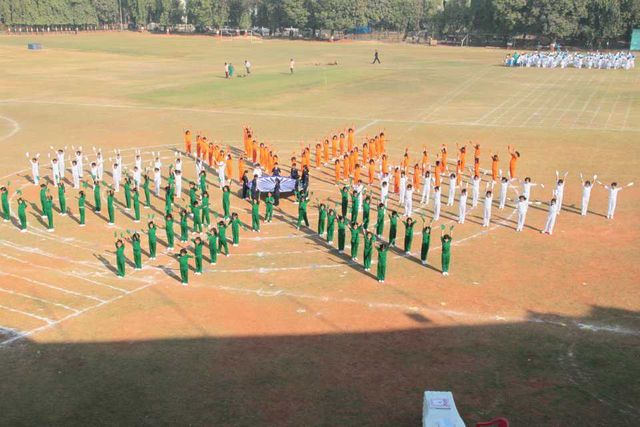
[2,0,639,46]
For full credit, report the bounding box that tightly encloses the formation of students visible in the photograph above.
[504,51,636,70]
[3,128,633,285]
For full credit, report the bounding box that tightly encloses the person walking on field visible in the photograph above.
[289,58,295,74]
[372,49,381,64]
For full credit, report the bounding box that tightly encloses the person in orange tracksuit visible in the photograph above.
[393,167,400,193]
[373,136,380,158]
[473,156,480,177]
[350,149,357,176]
[457,143,467,170]
[379,132,386,154]
[508,145,520,179]
[323,139,329,163]
[339,133,345,155]
[455,160,463,185]
[225,152,233,180]
[331,136,338,158]
[434,161,442,187]
[342,154,349,178]
[471,142,480,161]
[334,159,341,183]
[413,164,421,189]
[347,127,355,152]
[315,143,322,168]
[208,142,215,166]
[184,130,192,154]
[362,142,369,165]
[195,134,202,158]
[421,149,429,172]
[238,156,245,181]
[491,154,499,181]
[252,140,258,163]
[440,144,448,172]
[368,139,375,159]
[354,164,361,183]
[401,151,409,173]
[368,159,376,185]
[304,147,311,169]
[381,154,389,174]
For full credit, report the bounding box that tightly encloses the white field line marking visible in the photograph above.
[586,71,618,129]
[509,73,561,127]
[0,114,20,142]
[532,71,579,127]
[0,269,106,303]
[603,72,629,129]
[570,73,604,129]
[0,281,157,347]
[0,287,80,313]
[521,71,572,127]
[553,73,597,128]
[621,71,640,130]
[354,120,379,136]
[0,303,53,324]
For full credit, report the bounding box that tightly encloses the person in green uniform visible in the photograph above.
[231,212,242,245]
[78,190,86,226]
[164,185,173,215]
[251,199,261,232]
[376,242,389,283]
[177,248,192,285]
[362,195,371,229]
[0,186,9,222]
[388,210,399,247]
[165,213,175,251]
[199,170,207,194]
[337,215,347,253]
[264,192,274,222]
[296,194,309,229]
[143,174,151,208]
[124,178,132,210]
[189,182,198,208]
[348,222,362,261]
[402,217,416,255]
[132,232,143,270]
[441,226,453,276]
[107,189,115,225]
[57,182,67,216]
[222,185,231,219]
[192,200,203,233]
[115,239,126,278]
[17,197,28,231]
[201,191,211,226]
[317,203,327,236]
[217,219,230,255]
[350,190,359,224]
[179,208,189,242]
[132,188,140,222]
[192,236,204,274]
[363,231,376,271]
[45,195,54,231]
[375,203,385,238]
[207,227,218,265]
[39,183,48,217]
[93,180,101,213]
[340,186,349,217]
[167,172,175,204]
[420,222,432,265]
[148,221,157,259]
[326,208,336,244]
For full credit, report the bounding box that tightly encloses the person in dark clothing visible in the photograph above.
[291,168,300,193]
[241,170,250,200]
[301,166,310,193]
[273,178,281,206]
[272,164,281,177]
[250,176,259,201]
[372,49,381,64]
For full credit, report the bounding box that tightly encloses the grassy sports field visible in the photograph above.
[0,32,639,426]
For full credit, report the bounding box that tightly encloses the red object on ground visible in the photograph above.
[476,417,510,427]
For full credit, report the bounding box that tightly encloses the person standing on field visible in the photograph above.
[289,58,295,74]
[372,49,381,64]
[244,60,251,75]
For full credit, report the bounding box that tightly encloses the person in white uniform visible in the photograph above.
[420,170,433,205]
[542,198,558,235]
[579,173,597,216]
[598,180,634,219]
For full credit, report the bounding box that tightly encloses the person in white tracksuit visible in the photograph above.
[380,181,389,207]
[520,176,543,201]
[404,183,414,217]
[458,187,468,224]
[175,170,183,198]
[498,176,510,209]
[579,173,597,216]
[133,166,141,189]
[421,170,433,205]
[542,198,558,234]
[90,162,98,181]
[515,195,530,232]
[50,157,60,186]
[112,163,121,192]
[74,149,84,178]
[153,167,161,197]
[598,181,634,219]
[134,151,143,172]
[96,151,104,181]
[432,186,442,221]
[27,153,40,185]
[554,171,568,215]
[217,160,226,187]
[399,172,407,206]
[447,173,457,207]
[56,148,66,179]
[71,160,80,189]
[471,174,481,208]
[482,189,493,227]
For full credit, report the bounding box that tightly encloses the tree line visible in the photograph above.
[2,0,639,47]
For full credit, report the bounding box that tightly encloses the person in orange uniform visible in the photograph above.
[440,144,448,172]
[413,163,421,189]
[238,156,245,181]
[473,156,480,177]
[347,127,355,152]
[368,139,375,159]
[491,154,499,181]
[393,166,401,193]
[331,135,338,158]
[379,132,386,154]
[421,149,429,172]
[339,133,345,155]
[354,164,362,183]
[457,143,467,170]
[195,134,202,158]
[368,159,376,185]
[315,143,322,168]
[323,139,329,164]
[381,154,389,174]
[252,140,258,163]
[342,154,349,178]
[362,142,369,165]
[184,130,192,154]
[434,161,442,187]
[507,145,520,179]
[334,159,341,184]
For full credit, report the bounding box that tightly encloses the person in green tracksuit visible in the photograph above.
[132,232,142,270]
[340,186,349,217]
[78,190,86,226]
[167,173,175,204]
[115,239,126,278]
[0,186,9,221]
[148,221,157,259]
[143,174,151,208]
[420,223,432,265]
[199,171,207,194]
[363,231,376,271]
[441,227,453,276]
[222,185,231,219]
[297,195,309,229]
[107,189,115,225]
[326,208,336,244]
[317,203,327,236]
[402,217,416,255]
[217,219,230,255]
[231,212,242,245]
[350,190,359,224]
[177,248,192,285]
[265,193,274,222]
[376,242,389,283]
[337,215,347,253]
[348,222,362,261]
[93,181,101,212]
[192,201,203,233]
[207,227,218,265]
[189,183,198,207]
[44,195,54,231]
[192,236,204,274]
[201,192,211,226]
[362,195,371,229]
[124,178,132,210]
[375,203,385,238]
[165,213,175,251]
[39,183,48,216]
[132,188,141,222]
[17,197,28,231]
[164,185,173,215]
[179,209,189,242]
[388,210,399,247]
[57,182,67,216]
[251,199,261,232]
